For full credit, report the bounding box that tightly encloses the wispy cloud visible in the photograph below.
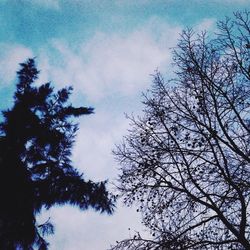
[195,18,217,33]
[33,19,182,249]
[38,19,181,103]
[38,202,147,250]
[0,44,33,85]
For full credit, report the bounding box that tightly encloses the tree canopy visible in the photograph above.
[0,58,115,249]
[112,11,250,250]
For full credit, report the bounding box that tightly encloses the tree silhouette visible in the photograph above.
[0,58,115,249]
[111,11,250,250]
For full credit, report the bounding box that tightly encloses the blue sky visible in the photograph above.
[0,1,249,249]
[0,1,248,52]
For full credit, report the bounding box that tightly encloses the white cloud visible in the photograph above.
[34,19,182,249]
[0,44,33,85]
[38,19,181,102]
[38,202,148,250]
[195,18,217,33]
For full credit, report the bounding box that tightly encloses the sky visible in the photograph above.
[0,1,249,249]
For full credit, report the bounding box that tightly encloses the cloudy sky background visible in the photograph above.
[0,1,249,249]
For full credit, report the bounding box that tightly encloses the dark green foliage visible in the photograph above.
[0,58,115,249]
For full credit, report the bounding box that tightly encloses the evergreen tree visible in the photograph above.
[0,58,115,249]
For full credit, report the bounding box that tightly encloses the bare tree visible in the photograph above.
[111,11,250,250]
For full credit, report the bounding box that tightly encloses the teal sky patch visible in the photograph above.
[0,1,247,50]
